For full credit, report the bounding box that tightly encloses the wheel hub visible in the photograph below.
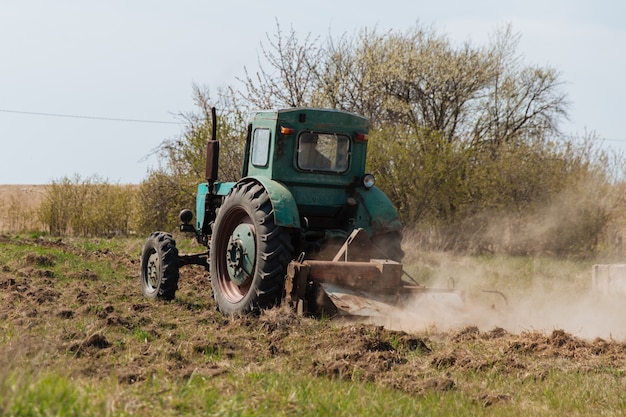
[146,251,159,290]
[226,223,256,286]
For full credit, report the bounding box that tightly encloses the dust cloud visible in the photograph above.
[379,265,626,341]
[373,185,626,340]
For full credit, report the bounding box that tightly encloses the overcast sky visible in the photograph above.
[1,0,624,184]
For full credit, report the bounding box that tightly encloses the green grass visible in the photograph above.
[0,372,101,417]
[4,367,625,416]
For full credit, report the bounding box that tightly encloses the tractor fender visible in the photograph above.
[353,186,402,235]
[239,176,301,228]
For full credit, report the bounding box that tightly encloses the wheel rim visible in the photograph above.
[227,223,256,286]
[215,207,256,303]
[144,249,159,295]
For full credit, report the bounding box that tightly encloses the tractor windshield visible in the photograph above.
[297,132,350,173]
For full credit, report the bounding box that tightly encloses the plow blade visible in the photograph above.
[284,258,464,318]
[319,283,464,317]
[319,283,402,317]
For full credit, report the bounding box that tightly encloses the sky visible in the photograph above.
[1,0,624,184]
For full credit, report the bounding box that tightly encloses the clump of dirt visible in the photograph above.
[477,393,511,407]
[451,325,482,342]
[66,269,100,280]
[0,277,16,289]
[23,253,55,268]
[259,304,303,333]
[56,309,74,319]
[310,324,434,392]
[505,328,626,361]
[17,267,54,278]
[26,287,60,303]
[70,333,112,357]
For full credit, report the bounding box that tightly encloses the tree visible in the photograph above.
[365,27,495,140]
[471,25,569,150]
[238,21,321,109]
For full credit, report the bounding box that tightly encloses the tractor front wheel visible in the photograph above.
[210,181,293,315]
[140,232,179,300]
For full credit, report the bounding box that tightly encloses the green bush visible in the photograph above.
[368,126,469,224]
[38,175,136,237]
[133,169,197,234]
[389,135,624,256]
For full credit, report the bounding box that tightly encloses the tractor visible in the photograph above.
[140,107,461,317]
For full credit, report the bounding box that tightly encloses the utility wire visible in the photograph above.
[3,107,624,142]
[0,108,182,125]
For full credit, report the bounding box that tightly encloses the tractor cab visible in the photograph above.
[243,108,370,186]
[239,108,379,235]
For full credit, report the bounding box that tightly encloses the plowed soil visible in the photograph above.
[2,235,626,412]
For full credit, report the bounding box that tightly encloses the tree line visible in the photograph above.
[37,23,625,257]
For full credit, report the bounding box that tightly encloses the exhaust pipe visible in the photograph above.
[205,107,219,186]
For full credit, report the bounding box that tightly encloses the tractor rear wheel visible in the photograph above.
[140,232,179,300]
[210,181,293,315]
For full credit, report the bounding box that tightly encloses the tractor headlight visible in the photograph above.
[362,174,375,189]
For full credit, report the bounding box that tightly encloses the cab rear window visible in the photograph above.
[297,132,350,173]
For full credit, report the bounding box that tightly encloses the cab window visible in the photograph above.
[297,132,350,173]
[251,128,271,166]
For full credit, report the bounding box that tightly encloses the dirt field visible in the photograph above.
[2,234,626,414]
[4,183,626,415]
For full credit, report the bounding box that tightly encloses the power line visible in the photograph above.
[0,108,182,125]
[602,138,626,143]
[3,107,624,142]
